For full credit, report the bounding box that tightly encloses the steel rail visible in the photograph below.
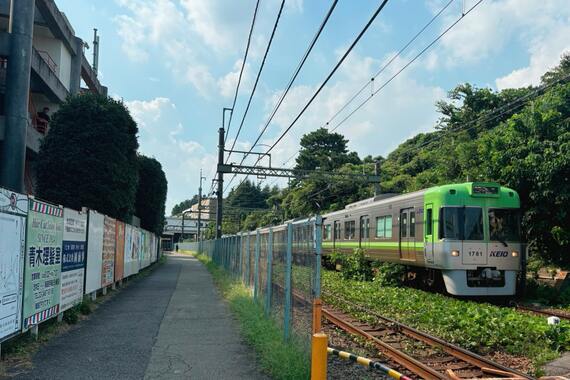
[323,293,532,379]
[323,307,443,379]
[515,303,570,321]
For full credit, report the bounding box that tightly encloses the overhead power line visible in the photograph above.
[223,0,340,192]
[264,0,484,185]
[225,0,390,195]
[260,0,391,157]
[330,0,484,133]
[224,0,261,144]
[226,0,286,164]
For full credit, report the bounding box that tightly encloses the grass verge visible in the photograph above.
[192,251,310,380]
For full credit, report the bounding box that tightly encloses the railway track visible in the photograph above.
[321,293,533,380]
[274,284,532,378]
[514,303,570,321]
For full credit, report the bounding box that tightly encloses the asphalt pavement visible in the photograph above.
[13,254,267,380]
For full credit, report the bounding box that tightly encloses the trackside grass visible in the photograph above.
[193,252,310,380]
[323,270,570,373]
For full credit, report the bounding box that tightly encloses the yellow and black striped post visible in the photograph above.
[327,347,412,380]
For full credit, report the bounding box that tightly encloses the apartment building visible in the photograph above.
[0,0,106,194]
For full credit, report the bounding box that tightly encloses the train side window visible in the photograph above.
[426,209,433,235]
[324,225,332,240]
[410,212,416,238]
[344,220,355,240]
[385,216,392,238]
[375,215,393,239]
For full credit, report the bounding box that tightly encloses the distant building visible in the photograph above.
[188,197,217,221]
[0,0,106,193]
[161,216,208,250]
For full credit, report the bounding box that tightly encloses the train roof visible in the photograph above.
[322,182,520,220]
[323,188,426,219]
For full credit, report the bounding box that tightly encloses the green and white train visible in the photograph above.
[322,182,523,296]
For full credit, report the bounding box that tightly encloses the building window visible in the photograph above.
[375,215,392,238]
[344,220,356,240]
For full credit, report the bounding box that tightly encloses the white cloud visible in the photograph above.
[431,0,570,88]
[217,59,253,98]
[125,97,216,214]
[114,0,216,96]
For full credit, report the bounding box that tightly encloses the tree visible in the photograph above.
[36,93,139,222]
[135,155,168,235]
[295,128,360,171]
[171,195,199,216]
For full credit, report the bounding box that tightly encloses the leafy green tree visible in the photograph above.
[135,155,168,235]
[171,195,199,216]
[36,93,139,221]
[477,81,570,264]
[295,127,360,171]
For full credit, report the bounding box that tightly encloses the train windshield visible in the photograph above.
[488,208,520,242]
[440,207,484,240]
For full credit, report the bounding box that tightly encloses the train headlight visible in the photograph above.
[451,250,460,257]
[511,251,519,257]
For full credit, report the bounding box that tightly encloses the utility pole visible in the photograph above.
[92,28,99,77]
[216,107,232,238]
[216,126,224,239]
[197,169,205,242]
[0,0,34,192]
[374,161,381,196]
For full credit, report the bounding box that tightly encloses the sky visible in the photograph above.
[57,0,570,215]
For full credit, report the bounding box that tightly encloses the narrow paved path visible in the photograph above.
[14,255,266,380]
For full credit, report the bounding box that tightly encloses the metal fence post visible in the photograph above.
[265,228,273,317]
[314,215,322,298]
[246,232,251,286]
[254,229,260,301]
[284,222,293,340]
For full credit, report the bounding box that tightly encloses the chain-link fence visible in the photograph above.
[182,216,322,351]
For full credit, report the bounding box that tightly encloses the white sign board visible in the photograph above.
[0,188,26,340]
[85,210,104,294]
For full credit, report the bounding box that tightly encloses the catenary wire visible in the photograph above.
[224,0,262,144]
[226,0,286,164]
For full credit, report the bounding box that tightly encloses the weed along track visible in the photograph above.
[320,292,532,379]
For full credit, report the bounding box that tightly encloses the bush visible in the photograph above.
[63,306,80,324]
[373,262,406,287]
[333,249,373,281]
[79,300,92,315]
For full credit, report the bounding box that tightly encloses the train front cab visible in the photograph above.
[424,182,522,296]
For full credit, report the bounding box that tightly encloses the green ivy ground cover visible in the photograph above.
[322,271,570,368]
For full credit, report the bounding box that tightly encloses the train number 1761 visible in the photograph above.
[468,250,483,257]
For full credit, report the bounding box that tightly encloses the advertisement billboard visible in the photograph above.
[60,208,87,312]
[114,221,125,282]
[23,199,63,329]
[101,216,115,287]
[124,224,139,277]
[0,188,27,340]
[85,210,103,294]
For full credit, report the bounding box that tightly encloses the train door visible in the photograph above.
[333,220,340,250]
[399,208,415,260]
[359,215,370,250]
[424,204,434,264]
